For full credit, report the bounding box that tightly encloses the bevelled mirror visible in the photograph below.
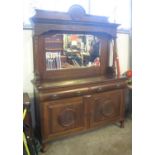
[45,33,101,70]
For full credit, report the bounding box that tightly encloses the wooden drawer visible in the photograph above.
[40,87,89,101]
[90,82,126,93]
[39,81,126,102]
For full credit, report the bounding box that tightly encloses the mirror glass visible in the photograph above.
[45,34,101,70]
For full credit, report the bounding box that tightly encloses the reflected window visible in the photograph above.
[45,34,101,70]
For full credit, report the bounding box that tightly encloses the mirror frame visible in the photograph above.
[37,32,111,81]
[31,6,119,81]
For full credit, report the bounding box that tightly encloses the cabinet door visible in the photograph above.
[90,89,123,128]
[42,97,87,140]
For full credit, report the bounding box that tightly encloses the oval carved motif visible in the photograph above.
[95,99,115,118]
[101,101,114,117]
[58,108,75,127]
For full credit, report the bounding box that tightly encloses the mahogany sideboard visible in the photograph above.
[31,5,127,151]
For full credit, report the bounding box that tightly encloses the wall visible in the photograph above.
[117,32,131,74]
[23,30,131,94]
[23,30,34,96]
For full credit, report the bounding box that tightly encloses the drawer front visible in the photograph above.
[41,97,87,141]
[40,87,89,101]
[90,82,126,93]
[39,81,126,102]
[90,89,123,128]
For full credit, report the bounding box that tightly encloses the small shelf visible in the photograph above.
[45,48,63,51]
[45,40,63,43]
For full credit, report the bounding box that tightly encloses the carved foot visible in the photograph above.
[41,143,48,153]
[120,120,124,128]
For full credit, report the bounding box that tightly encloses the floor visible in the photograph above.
[39,118,132,155]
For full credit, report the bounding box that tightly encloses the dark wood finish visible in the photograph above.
[31,5,127,151]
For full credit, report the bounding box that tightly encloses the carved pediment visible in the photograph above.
[68,4,86,21]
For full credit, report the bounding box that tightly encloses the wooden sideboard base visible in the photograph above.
[33,77,127,152]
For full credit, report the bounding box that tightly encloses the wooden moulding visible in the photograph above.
[31,5,119,37]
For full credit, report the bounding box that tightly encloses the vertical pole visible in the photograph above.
[113,38,120,78]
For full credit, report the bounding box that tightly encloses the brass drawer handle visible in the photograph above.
[76,91,81,96]
[50,94,59,99]
[97,87,102,92]
[84,95,92,98]
[116,83,121,88]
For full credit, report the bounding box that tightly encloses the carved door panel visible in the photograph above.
[90,90,123,127]
[42,97,87,140]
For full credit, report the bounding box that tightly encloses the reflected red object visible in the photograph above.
[126,70,132,78]
[94,57,100,66]
[70,35,78,41]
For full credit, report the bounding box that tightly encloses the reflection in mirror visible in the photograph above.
[45,34,101,70]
